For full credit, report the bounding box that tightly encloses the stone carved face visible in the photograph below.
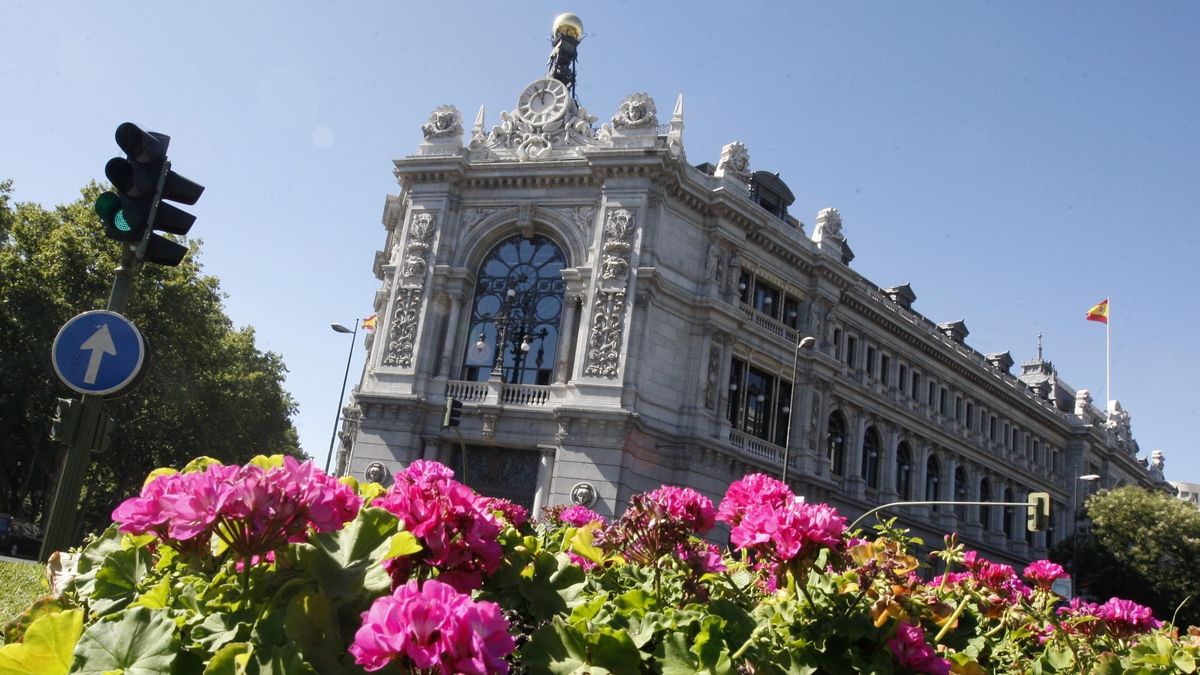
[364,462,386,483]
[571,481,597,507]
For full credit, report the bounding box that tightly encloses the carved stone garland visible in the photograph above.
[383,212,436,368]
[583,209,635,378]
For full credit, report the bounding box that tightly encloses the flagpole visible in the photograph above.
[1106,297,1111,409]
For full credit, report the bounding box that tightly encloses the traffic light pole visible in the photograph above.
[39,246,139,562]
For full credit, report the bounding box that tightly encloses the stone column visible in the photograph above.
[554,292,580,384]
[438,292,462,378]
[880,424,899,502]
[532,445,557,514]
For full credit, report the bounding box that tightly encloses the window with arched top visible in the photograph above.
[827,412,847,477]
[954,466,969,520]
[896,442,912,499]
[862,427,881,489]
[462,234,567,384]
[1003,487,1015,538]
[926,455,941,508]
[979,479,993,530]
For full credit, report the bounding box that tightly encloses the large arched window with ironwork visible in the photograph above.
[827,412,847,477]
[462,233,567,384]
[896,442,912,499]
[861,426,881,489]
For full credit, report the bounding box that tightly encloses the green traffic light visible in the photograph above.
[96,191,136,239]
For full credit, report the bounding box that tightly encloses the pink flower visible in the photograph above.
[729,499,846,564]
[350,579,514,674]
[888,622,951,675]
[484,498,529,528]
[112,458,361,562]
[717,473,794,527]
[374,462,502,591]
[644,486,716,534]
[1022,560,1068,589]
[560,505,606,528]
[1095,597,1161,637]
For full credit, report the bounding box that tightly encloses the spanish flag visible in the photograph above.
[362,314,377,332]
[1085,299,1108,324]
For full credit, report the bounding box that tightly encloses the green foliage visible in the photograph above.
[0,180,300,539]
[1060,486,1200,628]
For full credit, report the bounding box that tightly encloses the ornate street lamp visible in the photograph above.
[781,335,817,483]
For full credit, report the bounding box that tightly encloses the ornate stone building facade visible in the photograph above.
[336,15,1165,566]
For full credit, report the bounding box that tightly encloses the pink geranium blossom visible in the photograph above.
[888,621,951,675]
[560,505,606,528]
[374,461,503,591]
[350,579,514,674]
[1095,597,1161,637]
[111,457,360,561]
[717,473,794,526]
[643,485,716,534]
[1022,560,1068,590]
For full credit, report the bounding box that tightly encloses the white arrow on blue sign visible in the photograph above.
[52,310,147,397]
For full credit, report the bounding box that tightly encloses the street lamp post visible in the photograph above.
[781,335,817,484]
[481,283,548,384]
[1072,473,1101,536]
[1071,473,1101,596]
[325,320,359,475]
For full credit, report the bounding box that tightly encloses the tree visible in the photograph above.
[0,181,300,540]
[1053,485,1200,627]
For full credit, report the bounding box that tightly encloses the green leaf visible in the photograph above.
[0,609,83,675]
[383,531,422,559]
[286,507,399,602]
[189,612,243,653]
[568,525,604,564]
[201,643,250,675]
[70,607,178,675]
[89,546,151,617]
[72,526,124,599]
[1044,645,1076,672]
[283,592,345,675]
[248,644,316,675]
[129,576,170,611]
[1175,649,1197,673]
[519,552,586,620]
[523,619,612,675]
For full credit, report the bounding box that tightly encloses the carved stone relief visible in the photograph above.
[382,288,423,368]
[421,105,463,141]
[583,208,636,378]
[382,212,437,369]
[715,141,751,182]
[704,343,721,410]
[610,93,658,130]
[485,100,600,162]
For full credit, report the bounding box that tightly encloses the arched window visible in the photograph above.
[896,442,912,499]
[827,412,847,477]
[925,455,941,508]
[1003,487,1015,538]
[463,234,567,384]
[979,479,992,530]
[861,427,881,489]
[954,466,968,520]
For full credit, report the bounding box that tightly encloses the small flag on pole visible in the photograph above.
[362,314,377,332]
[1085,299,1109,324]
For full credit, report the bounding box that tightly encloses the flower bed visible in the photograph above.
[1,456,1197,674]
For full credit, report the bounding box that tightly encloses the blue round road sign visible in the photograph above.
[52,310,146,396]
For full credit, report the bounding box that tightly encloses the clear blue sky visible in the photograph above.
[4,2,1198,482]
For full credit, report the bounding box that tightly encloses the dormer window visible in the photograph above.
[749,171,795,222]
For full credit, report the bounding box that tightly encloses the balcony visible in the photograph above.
[738,303,800,344]
[444,379,552,407]
[729,428,785,468]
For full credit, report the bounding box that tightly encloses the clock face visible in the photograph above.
[517,79,570,125]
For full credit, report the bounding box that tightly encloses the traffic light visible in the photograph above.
[95,122,204,266]
[49,397,81,444]
[1026,492,1050,532]
[442,397,464,429]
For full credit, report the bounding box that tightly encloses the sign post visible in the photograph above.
[40,248,141,562]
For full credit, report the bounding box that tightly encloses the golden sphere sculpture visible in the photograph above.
[552,13,584,41]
